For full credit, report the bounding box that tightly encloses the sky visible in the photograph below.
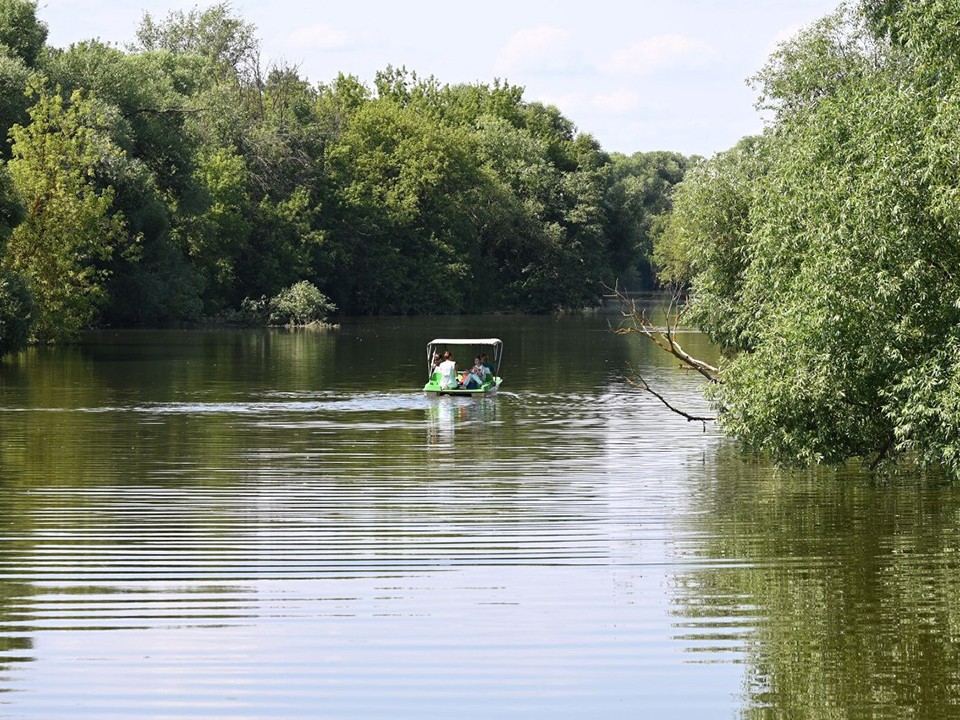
[40,0,841,158]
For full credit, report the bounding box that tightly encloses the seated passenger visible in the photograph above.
[437,351,458,389]
[481,353,495,377]
[461,356,486,389]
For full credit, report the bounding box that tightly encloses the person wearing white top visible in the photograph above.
[437,351,458,389]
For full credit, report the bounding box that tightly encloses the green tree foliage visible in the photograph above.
[606,150,695,286]
[323,98,480,313]
[0,161,30,354]
[0,157,22,234]
[178,146,251,310]
[0,0,46,67]
[6,82,133,342]
[0,2,690,343]
[0,0,45,151]
[656,0,960,475]
[268,280,335,326]
[468,104,616,310]
[0,54,29,155]
[654,136,768,351]
[0,267,31,355]
[42,41,208,323]
[133,2,259,81]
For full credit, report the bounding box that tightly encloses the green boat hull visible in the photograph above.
[423,376,502,397]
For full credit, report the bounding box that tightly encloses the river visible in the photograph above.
[0,314,958,718]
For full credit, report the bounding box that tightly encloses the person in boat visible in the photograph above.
[481,353,495,377]
[431,351,442,372]
[461,356,486,390]
[437,351,458,390]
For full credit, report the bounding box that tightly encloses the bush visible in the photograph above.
[0,269,33,356]
[268,281,336,326]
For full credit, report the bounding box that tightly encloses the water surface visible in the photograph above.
[0,315,957,718]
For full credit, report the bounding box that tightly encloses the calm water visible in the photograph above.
[1,315,959,718]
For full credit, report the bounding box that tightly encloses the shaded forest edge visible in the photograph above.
[0,0,695,353]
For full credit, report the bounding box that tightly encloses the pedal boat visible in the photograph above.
[423,338,503,397]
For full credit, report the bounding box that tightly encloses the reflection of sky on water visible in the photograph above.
[426,396,504,449]
[426,396,456,447]
[0,390,434,415]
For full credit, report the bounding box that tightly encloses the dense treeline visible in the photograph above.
[654,0,960,476]
[0,1,692,351]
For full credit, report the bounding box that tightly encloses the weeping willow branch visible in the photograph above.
[607,283,719,423]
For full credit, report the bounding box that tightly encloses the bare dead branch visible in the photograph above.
[606,283,720,428]
[122,107,206,118]
[606,283,720,383]
[624,370,715,429]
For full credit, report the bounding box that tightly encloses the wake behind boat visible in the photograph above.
[423,338,503,397]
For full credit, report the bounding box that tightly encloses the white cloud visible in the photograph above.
[495,26,574,74]
[534,90,586,113]
[602,34,714,75]
[288,23,351,50]
[590,90,643,114]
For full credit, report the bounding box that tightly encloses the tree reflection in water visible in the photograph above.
[672,447,960,717]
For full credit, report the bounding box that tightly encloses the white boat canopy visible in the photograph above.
[426,338,503,377]
[427,338,502,346]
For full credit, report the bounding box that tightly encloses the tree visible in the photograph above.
[652,1,960,475]
[0,161,30,355]
[322,99,481,313]
[178,146,252,311]
[0,3,680,326]
[0,0,46,67]
[606,150,695,287]
[132,2,259,82]
[653,136,767,352]
[0,268,31,355]
[314,72,370,146]
[0,0,46,152]
[43,40,209,323]
[0,54,30,156]
[471,114,616,311]
[267,280,335,326]
[6,81,133,342]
